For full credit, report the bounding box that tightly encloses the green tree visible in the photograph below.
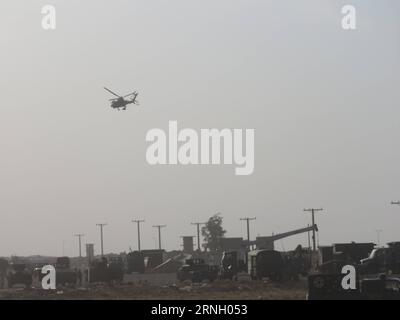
[201,213,226,252]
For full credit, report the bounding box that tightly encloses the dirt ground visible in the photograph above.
[0,279,307,300]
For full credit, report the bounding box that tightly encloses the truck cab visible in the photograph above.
[361,244,400,274]
[361,248,387,273]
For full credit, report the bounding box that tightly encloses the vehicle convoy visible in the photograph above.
[7,263,32,288]
[361,242,400,274]
[219,225,317,280]
[307,273,400,300]
[177,258,218,283]
[248,246,310,281]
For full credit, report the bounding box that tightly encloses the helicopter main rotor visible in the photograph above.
[103,87,121,98]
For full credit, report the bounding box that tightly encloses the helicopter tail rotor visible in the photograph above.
[132,92,139,105]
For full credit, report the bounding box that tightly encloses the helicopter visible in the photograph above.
[103,87,139,110]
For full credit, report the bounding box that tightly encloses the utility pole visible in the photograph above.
[132,219,145,251]
[96,223,107,256]
[152,237,157,249]
[303,208,323,251]
[74,234,84,257]
[153,225,166,250]
[376,229,383,247]
[239,217,256,248]
[191,222,206,251]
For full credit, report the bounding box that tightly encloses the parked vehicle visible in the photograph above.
[248,250,285,280]
[86,257,124,284]
[308,273,400,300]
[219,251,246,280]
[55,257,78,286]
[361,242,400,274]
[7,263,32,288]
[177,258,218,283]
[248,247,310,281]
[126,251,145,274]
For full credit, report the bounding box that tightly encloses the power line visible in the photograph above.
[96,223,107,256]
[74,234,84,257]
[132,219,145,251]
[303,208,323,251]
[239,217,256,248]
[153,225,166,250]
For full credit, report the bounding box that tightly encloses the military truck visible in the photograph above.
[248,250,286,280]
[55,257,78,286]
[127,251,145,274]
[107,257,124,282]
[177,258,218,283]
[318,242,375,274]
[248,247,310,281]
[7,263,32,288]
[86,257,124,284]
[308,273,400,300]
[32,257,79,287]
[361,242,400,274]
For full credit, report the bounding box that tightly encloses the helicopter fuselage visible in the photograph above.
[111,98,133,109]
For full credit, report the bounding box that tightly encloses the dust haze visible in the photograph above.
[1,0,400,257]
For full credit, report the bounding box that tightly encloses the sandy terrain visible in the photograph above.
[0,278,307,300]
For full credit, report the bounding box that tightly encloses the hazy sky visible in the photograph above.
[1,1,400,256]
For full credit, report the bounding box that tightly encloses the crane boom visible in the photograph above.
[245,224,318,249]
